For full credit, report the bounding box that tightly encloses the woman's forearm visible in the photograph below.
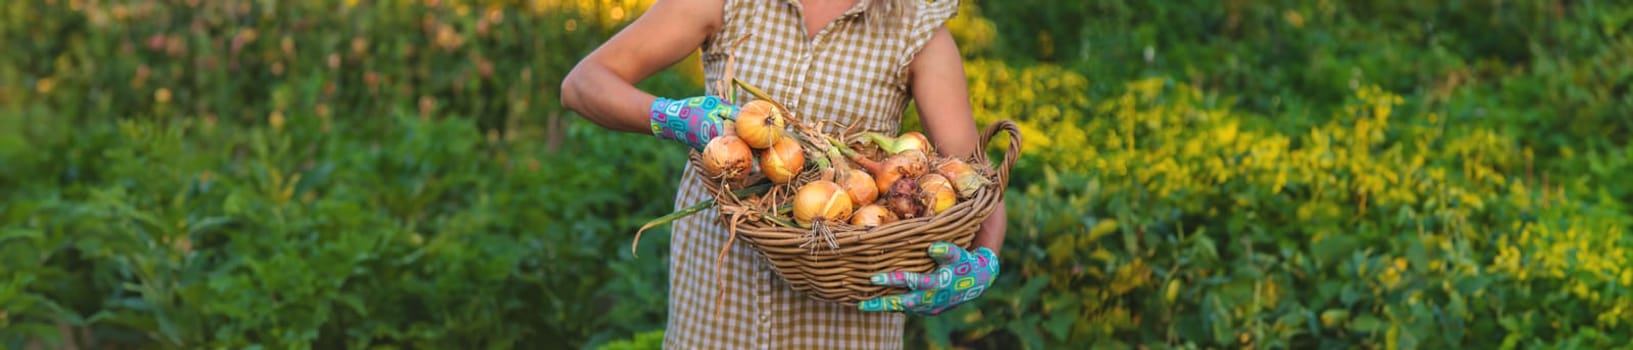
[559,0,726,135]
[560,62,658,134]
[975,202,1005,253]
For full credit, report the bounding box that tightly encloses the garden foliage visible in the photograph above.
[2,0,1630,349]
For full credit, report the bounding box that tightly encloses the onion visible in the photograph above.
[883,176,925,219]
[701,135,753,182]
[863,131,934,155]
[936,158,991,199]
[760,136,805,184]
[828,137,928,194]
[793,180,852,227]
[872,149,931,194]
[840,169,878,205]
[824,147,878,205]
[735,100,786,149]
[896,132,933,155]
[848,139,888,163]
[918,174,957,215]
[850,204,898,227]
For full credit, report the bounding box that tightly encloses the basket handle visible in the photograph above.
[975,120,1022,191]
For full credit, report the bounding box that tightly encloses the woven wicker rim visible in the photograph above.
[689,120,1022,305]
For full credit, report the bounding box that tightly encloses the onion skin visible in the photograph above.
[822,146,878,205]
[896,132,933,155]
[918,174,957,215]
[918,174,954,193]
[864,131,934,156]
[736,100,786,149]
[850,204,898,227]
[841,169,878,205]
[883,177,925,219]
[936,158,991,199]
[873,149,930,194]
[760,136,805,184]
[793,180,853,227]
[848,140,888,163]
[701,135,753,182]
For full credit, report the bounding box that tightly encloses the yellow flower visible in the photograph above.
[1283,10,1305,28]
[154,88,171,104]
[35,78,55,94]
[269,110,285,131]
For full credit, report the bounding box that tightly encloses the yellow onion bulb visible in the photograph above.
[918,174,957,215]
[896,132,933,155]
[936,158,992,199]
[793,180,853,227]
[850,204,898,227]
[760,136,805,184]
[840,170,878,205]
[873,149,931,194]
[701,135,753,182]
[735,100,786,149]
[864,131,934,156]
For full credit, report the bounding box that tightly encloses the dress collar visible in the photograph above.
[782,0,875,18]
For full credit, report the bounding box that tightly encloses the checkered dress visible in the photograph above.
[662,0,960,348]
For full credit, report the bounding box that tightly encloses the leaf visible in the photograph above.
[186,216,233,235]
[924,314,955,349]
[224,190,250,217]
[1351,314,1384,334]
[1046,235,1078,266]
[1006,315,1046,350]
[1090,248,1116,264]
[1454,275,1493,296]
[1395,321,1419,350]
[336,294,369,318]
[1306,309,1323,334]
[1208,295,1233,344]
[1086,218,1119,242]
[1044,311,1073,341]
[1016,276,1050,302]
[0,227,44,245]
[1443,290,1468,340]
[1310,234,1358,266]
[1320,309,1349,328]
[1498,315,1520,331]
[156,308,184,345]
[2,323,64,345]
[39,298,85,325]
[1405,235,1429,274]
[1340,284,1363,307]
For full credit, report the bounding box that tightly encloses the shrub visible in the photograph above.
[6,0,1631,349]
[927,76,1633,349]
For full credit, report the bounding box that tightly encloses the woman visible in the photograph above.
[560,0,1005,347]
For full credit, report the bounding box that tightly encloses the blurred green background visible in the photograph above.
[3,0,1632,349]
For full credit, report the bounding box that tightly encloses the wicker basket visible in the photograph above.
[690,120,1021,305]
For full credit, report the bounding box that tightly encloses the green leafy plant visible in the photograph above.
[4,0,1630,349]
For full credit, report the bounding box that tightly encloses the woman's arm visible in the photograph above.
[909,27,1006,253]
[560,0,725,133]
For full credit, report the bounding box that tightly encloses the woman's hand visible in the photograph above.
[858,242,999,315]
[561,0,728,145]
[650,95,737,150]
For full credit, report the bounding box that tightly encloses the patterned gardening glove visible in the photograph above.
[858,242,999,316]
[650,95,737,151]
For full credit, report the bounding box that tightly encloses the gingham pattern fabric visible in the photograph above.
[663,0,960,348]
